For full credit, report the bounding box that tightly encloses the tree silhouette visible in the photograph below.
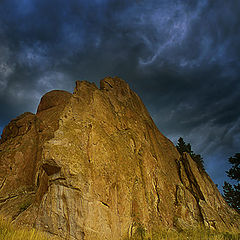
[227,153,240,182]
[176,137,205,171]
[223,153,240,213]
[176,137,190,154]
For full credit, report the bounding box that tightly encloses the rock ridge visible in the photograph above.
[0,76,239,240]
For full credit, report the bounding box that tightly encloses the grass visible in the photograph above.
[125,224,240,240]
[0,216,59,240]
[0,216,239,240]
[151,228,240,240]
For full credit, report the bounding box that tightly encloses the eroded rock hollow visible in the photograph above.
[0,77,239,239]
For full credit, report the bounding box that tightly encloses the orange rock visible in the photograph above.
[0,77,239,239]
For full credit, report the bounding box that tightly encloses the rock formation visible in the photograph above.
[0,77,239,239]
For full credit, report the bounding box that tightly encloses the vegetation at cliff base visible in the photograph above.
[0,216,59,240]
[223,153,240,213]
[124,225,240,240]
[176,137,205,171]
[1,216,239,240]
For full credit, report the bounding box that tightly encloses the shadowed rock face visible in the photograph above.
[0,77,239,239]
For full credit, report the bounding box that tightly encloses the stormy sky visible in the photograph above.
[0,0,239,190]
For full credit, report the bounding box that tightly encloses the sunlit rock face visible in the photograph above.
[0,77,239,239]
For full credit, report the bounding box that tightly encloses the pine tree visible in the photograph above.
[176,137,192,155]
[191,153,205,171]
[176,137,186,154]
[176,137,205,171]
[223,153,240,213]
[227,153,240,181]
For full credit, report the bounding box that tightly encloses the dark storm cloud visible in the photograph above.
[0,0,240,188]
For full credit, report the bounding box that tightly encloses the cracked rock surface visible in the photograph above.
[0,77,239,239]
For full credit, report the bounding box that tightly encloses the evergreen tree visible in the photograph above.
[223,153,240,213]
[227,153,240,181]
[176,137,189,154]
[191,153,205,171]
[176,137,205,171]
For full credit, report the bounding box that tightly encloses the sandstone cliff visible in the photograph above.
[0,77,239,239]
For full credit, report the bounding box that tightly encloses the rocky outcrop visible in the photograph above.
[0,90,71,221]
[0,77,239,239]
